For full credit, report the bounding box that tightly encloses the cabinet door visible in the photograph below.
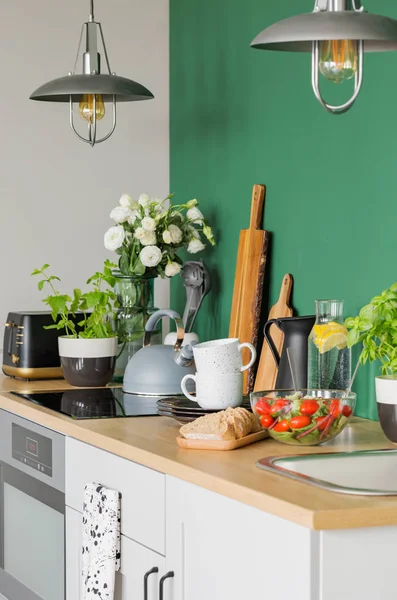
[165,477,314,600]
[319,527,397,600]
[66,438,165,554]
[66,507,165,600]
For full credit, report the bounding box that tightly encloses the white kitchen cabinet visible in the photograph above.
[165,476,315,600]
[165,477,397,600]
[319,527,397,600]
[66,506,166,600]
[66,438,165,554]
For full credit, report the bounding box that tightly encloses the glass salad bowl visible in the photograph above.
[250,389,356,446]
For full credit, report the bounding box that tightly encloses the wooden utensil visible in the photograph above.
[229,184,269,394]
[254,274,293,392]
[177,429,269,451]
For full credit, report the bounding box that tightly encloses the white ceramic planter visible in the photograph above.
[375,376,397,443]
[58,337,118,387]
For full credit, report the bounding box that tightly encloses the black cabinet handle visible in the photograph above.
[159,571,174,600]
[144,567,159,600]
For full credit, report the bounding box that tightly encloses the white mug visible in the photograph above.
[181,371,243,410]
[192,338,256,374]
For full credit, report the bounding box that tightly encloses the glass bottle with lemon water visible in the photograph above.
[308,300,351,390]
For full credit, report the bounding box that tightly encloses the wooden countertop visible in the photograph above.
[1,375,397,531]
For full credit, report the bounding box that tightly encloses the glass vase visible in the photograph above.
[112,273,161,383]
[307,299,351,390]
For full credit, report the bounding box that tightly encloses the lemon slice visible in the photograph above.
[313,322,348,354]
[317,332,347,354]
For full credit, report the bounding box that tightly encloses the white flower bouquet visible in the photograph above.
[104,193,215,277]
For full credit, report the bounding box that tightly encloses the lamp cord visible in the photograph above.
[89,0,94,21]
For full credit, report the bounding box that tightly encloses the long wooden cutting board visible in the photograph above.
[229,184,269,394]
[254,274,293,392]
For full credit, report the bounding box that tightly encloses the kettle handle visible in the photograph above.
[263,319,282,367]
[144,309,185,352]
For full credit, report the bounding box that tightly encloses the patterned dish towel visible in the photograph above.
[81,483,121,600]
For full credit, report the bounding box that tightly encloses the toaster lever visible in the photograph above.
[5,322,15,355]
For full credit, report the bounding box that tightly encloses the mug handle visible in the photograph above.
[238,343,257,372]
[181,374,198,402]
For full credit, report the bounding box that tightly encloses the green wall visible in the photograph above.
[170,0,397,420]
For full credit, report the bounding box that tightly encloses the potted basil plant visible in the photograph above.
[345,282,397,442]
[32,260,118,387]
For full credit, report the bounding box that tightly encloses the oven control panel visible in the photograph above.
[12,423,52,477]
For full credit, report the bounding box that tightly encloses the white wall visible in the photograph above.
[0,0,169,348]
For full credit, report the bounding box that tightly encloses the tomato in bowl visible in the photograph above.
[250,390,356,446]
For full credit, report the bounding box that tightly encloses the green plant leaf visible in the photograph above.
[47,294,71,315]
[132,258,146,276]
[347,329,360,347]
[119,253,130,275]
[81,291,102,310]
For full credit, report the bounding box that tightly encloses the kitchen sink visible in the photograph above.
[257,449,397,495]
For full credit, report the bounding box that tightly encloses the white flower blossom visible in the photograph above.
[110,206,131,223]
[186,198,198,209]
[189,226,200,240]
[168,224,183,244]
[153,198,164,212]
[165,262,182,277]
[187,207,204,225]
[142,217,156,231]
[163,230,172,244]
[138,193,151,208]
[119,194,138,209]
[187,238,205,254]
[127,210,140,225]
[104,226,125,251]
[140,245,162,267]
[134,227,146,240]
[141,231,157,246]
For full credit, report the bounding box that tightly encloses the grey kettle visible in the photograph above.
[123,309,196,395]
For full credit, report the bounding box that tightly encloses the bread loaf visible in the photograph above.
[179,407,259,441]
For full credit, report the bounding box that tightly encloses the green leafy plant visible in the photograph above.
[345,282,397,377]
[32,260,118,339]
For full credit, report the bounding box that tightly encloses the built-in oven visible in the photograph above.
[0,410,65,600]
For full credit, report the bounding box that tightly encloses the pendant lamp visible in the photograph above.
[30,0,154,146]
[251,0,397,114]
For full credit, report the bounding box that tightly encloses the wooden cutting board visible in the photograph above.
[254,274,293,392]
[229,184,269,395]
[177,430,269,451]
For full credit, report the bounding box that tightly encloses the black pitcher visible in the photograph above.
[263,316,316,389]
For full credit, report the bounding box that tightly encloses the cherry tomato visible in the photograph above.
[260,415,274,429]
[300,400,319,416]
[330,399,341,416]
[254,398,273,416]
[271,399,289,415]
[289,415,311,430]
[315,416,329,431]
[273,420,290,432]
[342,405,353,417]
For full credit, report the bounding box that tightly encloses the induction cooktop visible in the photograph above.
[11,388,163,420]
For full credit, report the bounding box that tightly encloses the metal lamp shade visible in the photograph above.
[30,74,154,103]
[251,11,397,52]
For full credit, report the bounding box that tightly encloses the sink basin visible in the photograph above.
[257,449,397,495]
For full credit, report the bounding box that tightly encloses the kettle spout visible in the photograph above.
[174,341,197,368]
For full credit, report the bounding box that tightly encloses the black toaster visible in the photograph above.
[3,311,73,380]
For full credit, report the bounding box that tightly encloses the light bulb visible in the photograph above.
[319,40,358,84]
[79,94,105,123]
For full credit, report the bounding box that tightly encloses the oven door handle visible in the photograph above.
[0,461,64,515]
